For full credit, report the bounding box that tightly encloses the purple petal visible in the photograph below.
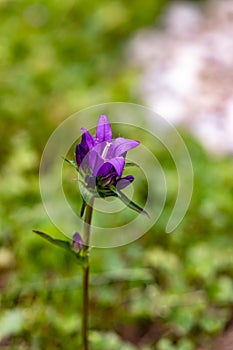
[97,162,113,177]
[81,128,95,150]
[107,137,140,158]
[75,129,95,169]
[75,144,86,167]
[89,150,104,176]
[96,114,112,143]
[93,141,107,157]
[116,175,134,190]
[98,157,125,177]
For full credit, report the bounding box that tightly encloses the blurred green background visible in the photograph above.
[1,0,233,349]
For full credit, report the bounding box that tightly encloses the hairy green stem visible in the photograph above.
[82,198,94,350]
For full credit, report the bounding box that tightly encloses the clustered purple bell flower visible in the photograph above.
[33,115,145,269]
[75,114,139,197]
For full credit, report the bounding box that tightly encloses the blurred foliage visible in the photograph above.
[0,0,167,161]
[1,0,232,349]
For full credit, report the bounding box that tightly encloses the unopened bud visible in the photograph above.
[72,232,83,252]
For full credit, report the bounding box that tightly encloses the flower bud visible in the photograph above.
[72,232,83,252]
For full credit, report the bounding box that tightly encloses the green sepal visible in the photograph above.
[63,157,79,171]
[96,185,117,198]
[111,188,149,218]
[124,162,139,168]
[78,180,95,203]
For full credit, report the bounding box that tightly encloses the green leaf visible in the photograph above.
[112,188,149,217]
[32,230,71,252]
[33,230,88,267]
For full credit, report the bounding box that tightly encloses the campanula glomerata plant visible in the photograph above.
[34,114,148,350]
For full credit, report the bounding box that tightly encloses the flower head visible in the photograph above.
[75,114,139,197]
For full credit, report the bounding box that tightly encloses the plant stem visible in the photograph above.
[82,198,94,350]
[82,264,89,350]
[83,198,94,248]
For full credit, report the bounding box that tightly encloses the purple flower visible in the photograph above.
[75,114,139,196]
[72,232,83,252]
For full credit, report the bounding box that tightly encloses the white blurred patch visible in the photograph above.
[129,0,233,155]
